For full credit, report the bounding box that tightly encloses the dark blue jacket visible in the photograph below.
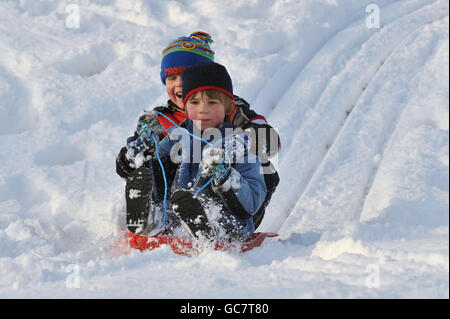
[155,120,267,237]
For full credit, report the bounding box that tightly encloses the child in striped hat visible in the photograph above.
[160,31,215,110]
[116,32,280,236]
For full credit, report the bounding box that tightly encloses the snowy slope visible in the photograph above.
[0,0,448,298]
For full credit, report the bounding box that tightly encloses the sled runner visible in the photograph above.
[126,231,278,256]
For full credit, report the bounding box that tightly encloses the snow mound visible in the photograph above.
[0,0,448,298]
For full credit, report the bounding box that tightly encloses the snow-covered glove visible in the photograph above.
[201,148,231,186]
[125,111,166,169]
[136,111,165,150]
[222,133,250,163]
[125,133,149,169]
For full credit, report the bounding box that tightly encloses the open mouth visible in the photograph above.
[175,92,182,99]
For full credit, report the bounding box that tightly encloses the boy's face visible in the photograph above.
[186,91,225,131]
[165,74,184,109]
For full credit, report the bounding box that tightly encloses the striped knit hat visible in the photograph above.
[160,31,214,85]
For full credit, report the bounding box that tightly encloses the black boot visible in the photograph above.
[171,189,215,240]
[125,166,153,234]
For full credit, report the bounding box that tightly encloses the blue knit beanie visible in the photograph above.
[182,62,233,106]
[160,31,214,85]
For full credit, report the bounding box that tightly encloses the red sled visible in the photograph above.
[126,231,278,256]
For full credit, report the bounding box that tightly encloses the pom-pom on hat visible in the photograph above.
[182,62,234,106]
[160,31,214,85]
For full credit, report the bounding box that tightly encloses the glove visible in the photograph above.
[201,147,231,186]
[125,133,149,169]
[136,111,165,149]
[126,111,166,169]
[222,133,249,163]
[116,146,134,179]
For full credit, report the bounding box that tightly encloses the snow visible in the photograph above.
[0,0,448,298]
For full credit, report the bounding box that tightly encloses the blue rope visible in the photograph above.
[194,176,215,196]
[150,111,233,232]
[154,111,216,197]
[151,132,167,230]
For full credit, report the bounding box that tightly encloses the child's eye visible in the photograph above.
[166,75,180,82]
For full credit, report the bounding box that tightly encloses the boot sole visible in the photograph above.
[171,189,215,240]
[125,166,153,234]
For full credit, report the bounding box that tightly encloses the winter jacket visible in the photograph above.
[153,119,267,238]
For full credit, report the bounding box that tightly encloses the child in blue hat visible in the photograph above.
[140,62,267,241]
